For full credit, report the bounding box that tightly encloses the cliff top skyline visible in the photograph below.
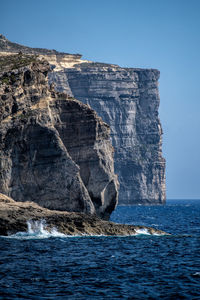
[1,0,200,199]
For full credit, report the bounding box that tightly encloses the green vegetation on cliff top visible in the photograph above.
[0,53,38,73]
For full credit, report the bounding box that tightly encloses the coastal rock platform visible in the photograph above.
[0,194,168,236]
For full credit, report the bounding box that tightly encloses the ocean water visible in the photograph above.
[0,200,200,299]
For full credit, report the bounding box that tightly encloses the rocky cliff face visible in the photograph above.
[0,35,166,205]
[63,63,166,205]
[0,53,118,219]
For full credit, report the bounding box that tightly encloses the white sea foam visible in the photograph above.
[151,232,165,236]
[193,272,200,276]
[4,220,166,239]
[135,228,151,235]
[134,228,167,236]
[6,220,108,239]
[8,220,66,239]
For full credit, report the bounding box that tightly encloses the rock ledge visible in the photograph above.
[0,194,168,236]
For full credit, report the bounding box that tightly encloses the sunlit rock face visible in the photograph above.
[61,63,166,205]
[0,34,166,205]
[0,54,118,219]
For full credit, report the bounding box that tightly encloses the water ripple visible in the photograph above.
[0,200,199,299]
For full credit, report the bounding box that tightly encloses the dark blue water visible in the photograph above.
[0,200,200,299]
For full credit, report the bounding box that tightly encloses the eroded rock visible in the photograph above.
[62,63,166,205]
[0,193,168,236]
[0,54,118,219]
[0,35,166,206]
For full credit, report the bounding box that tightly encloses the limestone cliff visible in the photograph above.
[63,63,166,205]
[0,53,118,219]
[49,62,166,205]
[0,35,166,205]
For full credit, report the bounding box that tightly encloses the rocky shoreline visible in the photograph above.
[0,194,168,237]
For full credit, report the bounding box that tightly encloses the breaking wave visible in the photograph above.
[8,220,66,239]
[135,228,151,235]
[4,220,166,240]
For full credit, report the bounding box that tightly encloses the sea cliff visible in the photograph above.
[0,53,118,220]
[62,63,166,205]
[0,34,166,205]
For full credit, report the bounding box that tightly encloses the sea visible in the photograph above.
[0,199,199,299]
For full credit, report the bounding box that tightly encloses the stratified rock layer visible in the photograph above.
[49,61,166,205]
[0,35,166,205]
[0,54,118,219]
[61,63,166,205]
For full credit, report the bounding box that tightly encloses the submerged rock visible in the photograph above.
[0,193,168,236]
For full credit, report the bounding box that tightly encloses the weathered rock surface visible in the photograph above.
[64,63,166,205]
[0,53,118,219]
[0,193,168,236]
[0,35,166,205]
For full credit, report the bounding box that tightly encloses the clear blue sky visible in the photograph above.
[1,0,200,199]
